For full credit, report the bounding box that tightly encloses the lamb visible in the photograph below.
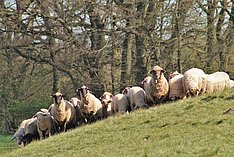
[69,97,86,125]
[12,117,39,147]
[182,68,207,97]
[111,93,130,114]
[144,65,169,105]
[206,72,230,93]
[33,111,56,140]
[122,86,148,110]
[49,92,77,132]
[100,92,113,118]
[77,86,103,123]
[169,73,186,100]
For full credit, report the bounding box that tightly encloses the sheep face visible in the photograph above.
[77,86,90,99]
[52,92,64,105]
[12,131,24,146]
[70,97,81,107]
[150,66,165,81]
[100,92,113,108]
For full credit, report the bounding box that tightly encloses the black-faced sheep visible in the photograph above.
[182,68,207,97]
[100,92,113,118]
[77,86,103,123]
[144,66,169,105]
[122,86,148,110]
[111,93,130,114]
[49,92,77,132]
[206,72,230,93]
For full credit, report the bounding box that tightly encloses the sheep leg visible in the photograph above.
[38,129,44,140]
[63,122,67,132]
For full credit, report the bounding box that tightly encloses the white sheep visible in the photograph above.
[122,86,148,110]
[169,73,186,100]
[69,97,86,125]
[12,117,38,146]
[206,72,230,93]
[77,86,103,123]
[141,76,154,105]
[100,92,113,118]
[33,111,56,140]
[182,68,207,97]
[111,93,130,114]
[144,65,169,105]
[49,92,77,132]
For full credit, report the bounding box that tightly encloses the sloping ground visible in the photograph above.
[5,88,234,157]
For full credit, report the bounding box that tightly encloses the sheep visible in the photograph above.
[169,73,186,100]
[144,65,169,105]
[33,111,56,140]
[111,93,130,114]
[100,92,113,118]
[12,117,39,147]
[122,86,148,110]
[182,68,207,97]
[141,76,154,105]
[69,97,86,126]
[49,92,77,132]
[77,86,103,123]
[206,72,230,93]
[169,71,180,79]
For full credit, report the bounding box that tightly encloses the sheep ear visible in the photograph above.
[110,94,113,99]
[99,95,103,100]
[11,135,16,141]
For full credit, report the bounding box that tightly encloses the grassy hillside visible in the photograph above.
[5,88,234,157]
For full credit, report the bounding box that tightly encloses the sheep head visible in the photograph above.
[150,66,165,81]
[169,71,180,79]
[122,86,131,95]
[76,85,90,99]
[100,92,113,108]
[70,97,81,107]
[51,92,64,105]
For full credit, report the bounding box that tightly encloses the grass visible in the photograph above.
[4,88,234,157]
[0,134,17,155]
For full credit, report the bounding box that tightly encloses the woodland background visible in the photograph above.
[0,0,233,133]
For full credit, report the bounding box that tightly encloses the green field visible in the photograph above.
[0,135,18,155]
[4,88,234,157]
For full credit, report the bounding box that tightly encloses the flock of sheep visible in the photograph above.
[12,65,234,147]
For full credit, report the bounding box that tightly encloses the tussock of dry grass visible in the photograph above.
[5,88,234,157]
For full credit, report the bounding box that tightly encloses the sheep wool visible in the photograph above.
[147,65,169,104]
[111,93,130,114]
[169,74,186,100]
[206,72,230,93]
[182,68,207,97]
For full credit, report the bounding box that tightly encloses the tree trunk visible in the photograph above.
[134,1,148,85]
[87,3,105,97]
[216,0,227,70]
[206,0,218,70]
